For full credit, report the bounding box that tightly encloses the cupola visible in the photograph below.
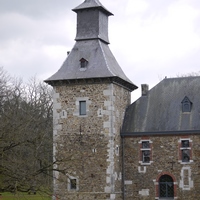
[72,0,113,44]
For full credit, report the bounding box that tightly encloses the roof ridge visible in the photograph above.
[163,76,200,81]
[98,40,115,77]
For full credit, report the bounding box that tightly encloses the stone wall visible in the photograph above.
[124,135,200,200]
[52,82,131,200]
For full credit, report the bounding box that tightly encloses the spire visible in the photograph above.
[72,0,113,44]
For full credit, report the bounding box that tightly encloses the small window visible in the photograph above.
[179,139,192,163]
[142,150,150,163]
[79,101,86,115]
[68,175,79,191]
[115,145,119,156]
[182,140,189,148]
[70,179,77,190]
[80,58,88,69]
[181,96,192,112]
[139,140,152,165]
[181,140,190,162]
[142,141,150,148]
[182,149,190,162]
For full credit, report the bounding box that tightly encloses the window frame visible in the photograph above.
[70,179,77,190]
[75,97,90,117]
[155,172,177,200]
[178,138,193,164]
[159,175,174,198]
[159,174,174,199]
[142,150,151,163]
[139,140,153,165]
[79,100,86,116]
[79,58,88,71]
[68,175,79,192]
[181,96,192,112]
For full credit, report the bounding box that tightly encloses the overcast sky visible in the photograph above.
[1,0,200,101]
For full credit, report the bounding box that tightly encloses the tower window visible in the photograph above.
[80,58,88,69]
[79,101,86,115]
[70,179,77,190]
[181,96,192,112]
[75,97,90,117]
[68,175,79,191]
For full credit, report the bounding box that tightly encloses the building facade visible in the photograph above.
[45,0,200,199]
[122,77,200,199]
[45,0,137,199]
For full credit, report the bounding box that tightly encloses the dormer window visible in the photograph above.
[181,96,192,112]
[80,58,88,70]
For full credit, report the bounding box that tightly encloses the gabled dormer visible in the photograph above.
[181,96,192,112]
[79,58,88,71]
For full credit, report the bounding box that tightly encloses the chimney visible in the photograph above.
[141,84,149,96]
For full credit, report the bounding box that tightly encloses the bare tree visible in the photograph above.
[0,68,53,193]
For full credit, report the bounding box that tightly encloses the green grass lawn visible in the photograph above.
[0,192,51,200]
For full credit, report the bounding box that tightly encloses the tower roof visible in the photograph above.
[45,40,137,91]
[72,0,113,16]
[45,0,137,91]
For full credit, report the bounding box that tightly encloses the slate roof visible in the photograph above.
[45,40,137,90]
[72,0,113,16]
[45,0,137,91]
[122,76,200,135]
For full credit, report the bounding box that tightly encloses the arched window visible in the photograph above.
[159,175,174,198]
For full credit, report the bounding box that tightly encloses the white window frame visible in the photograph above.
[178,138,193,164]
[79,100,86,115]
[68,175,79,192]
[139,140,153,165]
[74,97,91,117]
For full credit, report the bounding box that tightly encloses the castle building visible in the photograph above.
[122,77,200,199]
[45,0,200,199]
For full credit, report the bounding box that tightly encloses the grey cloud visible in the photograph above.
[0,0,82,19]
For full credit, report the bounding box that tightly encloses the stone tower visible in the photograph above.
[45,0,137,199]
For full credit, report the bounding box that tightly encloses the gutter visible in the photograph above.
[121,130,200,137]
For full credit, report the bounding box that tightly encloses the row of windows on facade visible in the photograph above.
[68,174,175,199]
[140,139,191,164]
[78,96,192,116]
[61,101,88,116]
